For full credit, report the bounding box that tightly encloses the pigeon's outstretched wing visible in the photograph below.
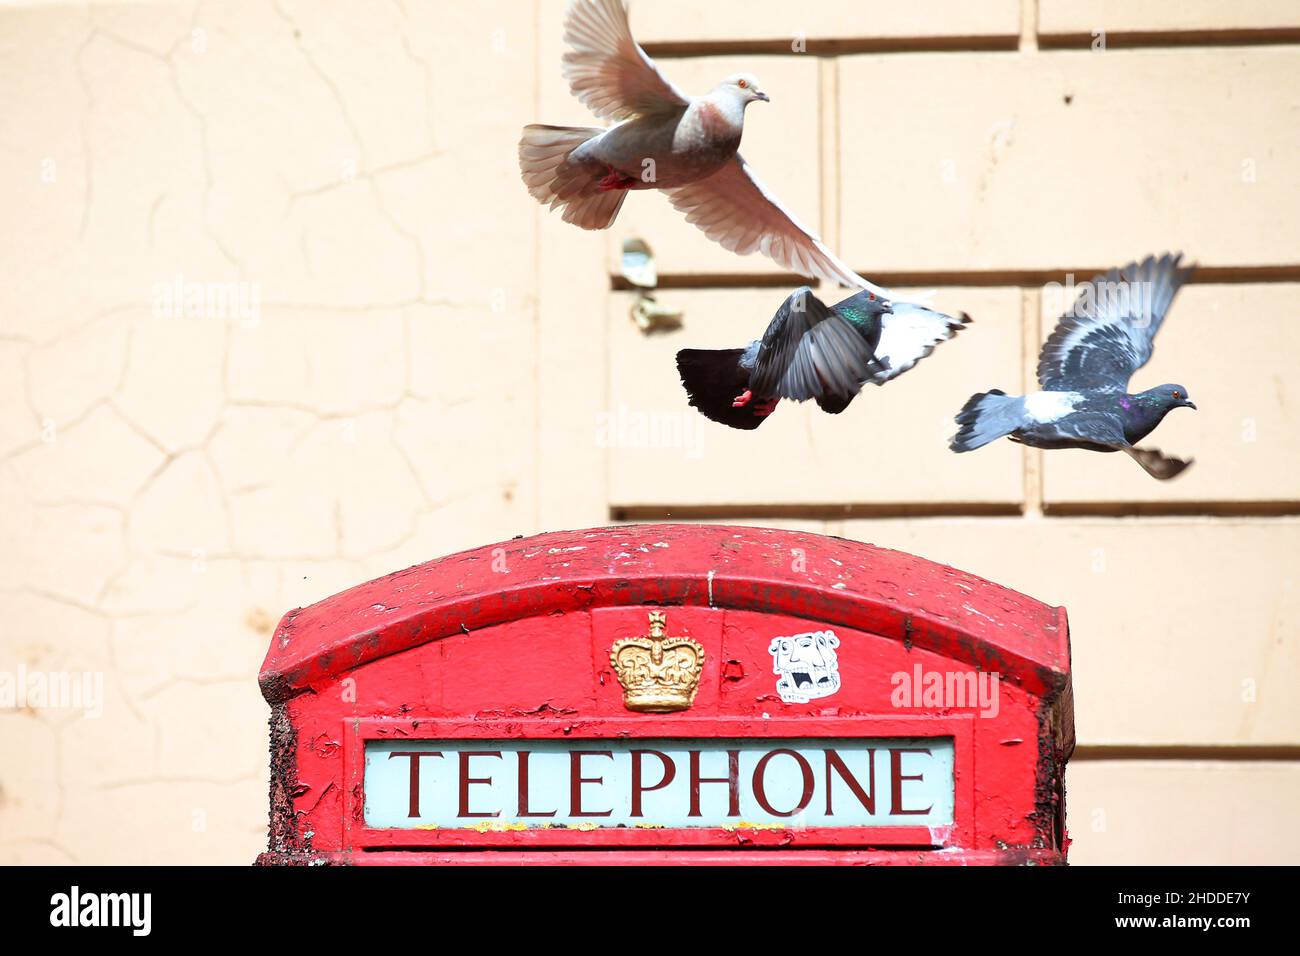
[748,288,881,401]
[561,0,689,121]
[866,303,971,385]
[1014,420,1192,480]
[1038,252,1195,393]
[1125,446,1193,480]
[664,156,875,291]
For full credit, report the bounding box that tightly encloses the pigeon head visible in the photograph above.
[860,292,892,317]
[1146,383,1197,412]
[1119,384,1196,442]
[830,289,892,326]
[717,73,770,105]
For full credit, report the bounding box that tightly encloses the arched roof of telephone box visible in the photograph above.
[259,524,1070,704]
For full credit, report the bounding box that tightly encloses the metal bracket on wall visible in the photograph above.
[622,237,683,334]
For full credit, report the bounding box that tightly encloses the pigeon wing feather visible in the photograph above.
[1126,446,1193,480]
[866,303,970,385]
[779,312,880,401]
[561,0,689,121]
[664,155,875,291]
[1037,252,1195,392]
[748,288,880,402]
[1034,409,1129,446]
[748,288,828,397]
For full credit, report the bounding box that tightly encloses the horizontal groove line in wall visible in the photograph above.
[1044,501,1300,518]
[612,265,1300,292]
[1073,744,1300,762]
[1039,28,1300,50]
[611,273,809,291]
[641,29,1300,59]
[641,36,1020,58]
[611,504,1025,521]
[611,505,1300,522]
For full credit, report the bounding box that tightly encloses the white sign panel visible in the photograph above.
[364,737,954,829]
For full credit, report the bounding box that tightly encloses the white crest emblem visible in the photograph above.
[768,630,842,704]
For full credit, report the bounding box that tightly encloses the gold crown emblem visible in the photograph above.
[609,612,705,712]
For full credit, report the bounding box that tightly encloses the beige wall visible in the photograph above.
[1,0,1297,864]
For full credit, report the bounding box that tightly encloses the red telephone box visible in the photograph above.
[257,524,1073,865]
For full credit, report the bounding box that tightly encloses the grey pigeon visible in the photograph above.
[677,287,970,430]
[950,253,1197,479]
[519,0,868,289]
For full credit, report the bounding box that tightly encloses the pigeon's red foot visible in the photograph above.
[597,168,636,192]
[732,389,754,408]
[753,398,779,417]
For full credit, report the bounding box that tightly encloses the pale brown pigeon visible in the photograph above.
[519,0,870,289]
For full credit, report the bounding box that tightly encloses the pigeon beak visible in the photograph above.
[754,91,770,102]
[1184,400,1198,410]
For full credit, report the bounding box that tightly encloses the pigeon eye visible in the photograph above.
[738,79,748,89]
[1173,390,1181,399]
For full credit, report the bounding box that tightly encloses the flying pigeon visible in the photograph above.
[950,253,1197,479]
[676,287,970,430]
[519,0,868,289]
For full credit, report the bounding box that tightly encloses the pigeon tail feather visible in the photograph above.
[519,124,626,230]
[815,392,855,415]
[676,348,769,431]
[950,389,1024,452]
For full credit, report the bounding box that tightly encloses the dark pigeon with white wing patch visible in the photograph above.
[950,253,1198,480]
[676,286,969,430]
